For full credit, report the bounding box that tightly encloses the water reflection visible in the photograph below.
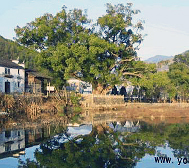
[1,111,189,167]
[17,122,155,168]
[0,123,66,159]
[109,121,140,132]
[27,124,146,168]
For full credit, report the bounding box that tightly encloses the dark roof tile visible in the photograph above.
[25,69,52,79]
[0,59,24,69]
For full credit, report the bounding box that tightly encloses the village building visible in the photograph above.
[25,69,51,94]
[66,78,92,94]
[0,59,52,94]
[0,59,25,94]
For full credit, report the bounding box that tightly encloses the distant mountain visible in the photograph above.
[0,35,38,68]
[144,55,173,63]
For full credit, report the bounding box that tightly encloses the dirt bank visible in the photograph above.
[124,103,189,118]
[82,103,189,125]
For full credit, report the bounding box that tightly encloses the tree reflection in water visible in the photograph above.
[18,122,189,168]
[18,122,156,168]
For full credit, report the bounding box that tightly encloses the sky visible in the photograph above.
[0,0,189,60]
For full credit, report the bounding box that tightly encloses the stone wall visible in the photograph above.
[126,103,189,108]
[81,94,125,108]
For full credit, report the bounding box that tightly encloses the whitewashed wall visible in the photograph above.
[66,78,92,94]
[0,66,25,93]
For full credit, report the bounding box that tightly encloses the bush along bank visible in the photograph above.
[0,92,82,125]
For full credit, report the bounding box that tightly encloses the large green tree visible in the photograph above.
[15,3,144,93]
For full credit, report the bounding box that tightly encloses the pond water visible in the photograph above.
[0,112,189,168]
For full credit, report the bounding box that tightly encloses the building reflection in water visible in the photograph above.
[109,121,140,133]
[82,109,141,133]
[0,129,25,155]
[0,123,66,159]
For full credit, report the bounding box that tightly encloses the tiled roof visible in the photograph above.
[0,59,24,69]
[25,69,52,79]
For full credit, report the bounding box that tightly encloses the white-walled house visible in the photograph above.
[0,59,25,93]
[66,78,92,94]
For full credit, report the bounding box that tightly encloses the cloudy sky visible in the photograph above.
[0,0,189,60]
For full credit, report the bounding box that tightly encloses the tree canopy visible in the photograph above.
[15,3,144,92]
[168,52,189,101]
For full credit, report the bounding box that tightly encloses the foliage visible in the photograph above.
[73,106,82,113]
[69,93,82,122]
[31,125,155,168]
[168,52,189,101]
[127,50,189,101]
[129,62,156,88]
[70,92,81,106]
[18,159,41,168]
[166,123,189,158]
[132,71,176,100]
[15,3,144,93]
[0,35,38,69]
[15,6,90,50]
[174,51,189,65]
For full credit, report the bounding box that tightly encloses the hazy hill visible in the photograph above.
[182,50,189,56]
[144,55,173,63]
[0,35,38,68]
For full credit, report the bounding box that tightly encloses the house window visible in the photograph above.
[5,130,11,138]
[18,82,20,88]
[18,143,20,149]
[5,144,11,152]
[5,68,10,74]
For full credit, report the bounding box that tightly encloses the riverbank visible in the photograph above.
[124,103,189,118]
[81,102,189,125]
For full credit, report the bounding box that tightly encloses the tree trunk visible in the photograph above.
[92,84,112,95]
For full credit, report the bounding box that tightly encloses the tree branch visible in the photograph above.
[71,72,82,80]
[111,52,119,57]
[122,72,143,78]
[119,57,135,63]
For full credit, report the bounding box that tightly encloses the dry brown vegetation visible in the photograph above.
[0,94,67,122]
